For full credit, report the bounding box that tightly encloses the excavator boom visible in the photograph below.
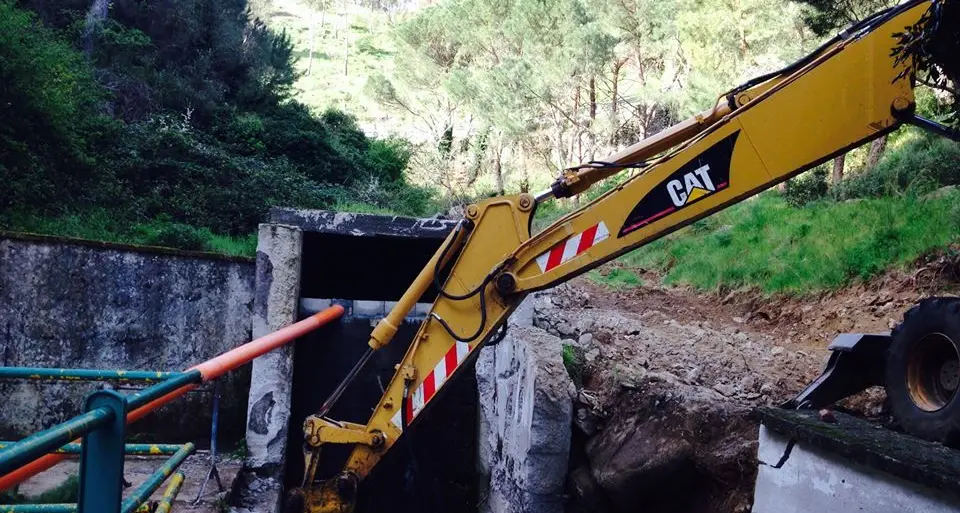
[289,1,957,511]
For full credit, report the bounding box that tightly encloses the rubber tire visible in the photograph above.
[887,297,960,447]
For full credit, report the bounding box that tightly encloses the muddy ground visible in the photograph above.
[537,250,960,513]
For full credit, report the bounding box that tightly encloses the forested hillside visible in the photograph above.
[2,0,958,293]
[0,0,431,254]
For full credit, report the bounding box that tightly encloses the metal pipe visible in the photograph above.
[191,305,345,381]
[0,504,77,512]
[906,114,960,142]
[126,371,202,411]
[0,305,344,491]
[0,442,185,456]
[120,443,195,513]
[0,408,113,475]
[316,347,375,417]
[0,501,157,512]
[155,471,186,513]
[0,368,184,382]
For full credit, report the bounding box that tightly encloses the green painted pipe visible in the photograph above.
[0,442,185,456]
[120,443,195,513]
[0,503,152,513]
[0,504,76,513]
[0,408,113,475]
[126,371,202,411]
[155,471,186,513]
[0,368,184,382]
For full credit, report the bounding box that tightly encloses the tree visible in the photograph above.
[304,0,331,75]
[793,0,895,36]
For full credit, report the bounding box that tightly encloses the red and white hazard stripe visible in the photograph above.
[391,341,471,431]
[535,222,609,273]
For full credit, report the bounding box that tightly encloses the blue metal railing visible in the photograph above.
[0,370,203,513]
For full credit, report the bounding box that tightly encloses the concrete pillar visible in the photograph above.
[231,224,303,513]
[476,296,575,513]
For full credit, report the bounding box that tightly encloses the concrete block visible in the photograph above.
[754,425,960,513]
[299,297,332,315]
[353,300,385,318]
[477,296,573,513]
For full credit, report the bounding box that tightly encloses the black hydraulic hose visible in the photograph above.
[429,220,496,343]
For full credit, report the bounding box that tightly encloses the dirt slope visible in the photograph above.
[536,251,960,513]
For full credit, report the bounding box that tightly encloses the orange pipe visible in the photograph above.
[192,305,344,381]
[0,305,344,490]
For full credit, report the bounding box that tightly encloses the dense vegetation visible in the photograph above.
[0,0,431,254]
[1,0,957,296]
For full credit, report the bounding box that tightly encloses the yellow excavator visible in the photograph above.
[287,0,960,510]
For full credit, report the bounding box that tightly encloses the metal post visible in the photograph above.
[0,442,185,455]
[77,390,127,513]
[193,380,225,504]
[155,471,186,513]
[0,368,184,382]
[119,443,195,513]
[125,371,203,411]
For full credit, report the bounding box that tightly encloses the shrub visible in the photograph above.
[783,166,829,206]
[136,222,212,251]
[562,344,585,387]
[0,0,105,210]
[832,132,960,200]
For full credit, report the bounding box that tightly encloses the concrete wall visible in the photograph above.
[0,233,255,441]
[754,425,960,513]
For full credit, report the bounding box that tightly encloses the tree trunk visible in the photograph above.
[589,76,597,121]
[611,58,627,118]
[494,145,505,196]
[866,135,888,169]
[306,14,317,75]
[832,155,845,185]
[342,1,349,76]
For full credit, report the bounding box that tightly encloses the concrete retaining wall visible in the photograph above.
[0,233,255,441]
[755,425,960,512]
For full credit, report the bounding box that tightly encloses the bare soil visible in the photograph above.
[15,452,241,513]
[535,250,960,513]
[562,250,960,414]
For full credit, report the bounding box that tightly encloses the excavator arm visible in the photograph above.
[288,1,958,511]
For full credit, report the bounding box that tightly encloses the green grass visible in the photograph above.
[588,268,644,289]
[1,210,257,257]
[561,343,584,386]
[605,191,960,294]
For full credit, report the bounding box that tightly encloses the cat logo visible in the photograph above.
[667,165,716,207]
[619,131,740,237]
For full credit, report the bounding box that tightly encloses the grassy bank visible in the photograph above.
[594,191,960,294]
[1,211,257,257]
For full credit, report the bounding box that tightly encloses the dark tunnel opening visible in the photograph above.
[286,220,478,513]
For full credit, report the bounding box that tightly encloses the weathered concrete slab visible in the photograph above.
[0,232,254,441]
[755,423,960,513]
[477,296,575,513]
[269,207,457,238]
[231,224,303,513]
[757,407,960,494]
